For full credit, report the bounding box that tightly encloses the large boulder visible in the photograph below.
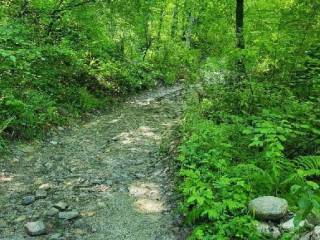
[249,196,288,221]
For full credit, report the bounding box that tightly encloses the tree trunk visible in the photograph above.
[235,0,246,75]
[236,0,245,49]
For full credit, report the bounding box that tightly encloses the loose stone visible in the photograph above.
[25,221,47,236]
[14,215,27,223]
[45,207,59,217]
[53,201,68,211]
[35,190,48,199]
[58,211,79,220]
[22,195,35,205]
[280,217,306,232]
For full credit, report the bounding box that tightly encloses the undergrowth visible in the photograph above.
[178,70,320,239]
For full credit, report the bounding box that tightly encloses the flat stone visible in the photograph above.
[58,211,79,220]
[39,183,52,190]
[249,196,288,221]
[25,221,47,236]
[22,196,35,205]
[35,190,47,199]
[45,207,59,217]
[53,201,68,211]
[14,215,27,223]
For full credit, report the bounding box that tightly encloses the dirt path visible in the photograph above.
[0,86,186,240]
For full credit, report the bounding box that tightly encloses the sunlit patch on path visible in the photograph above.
[129,181,166,213]
[134,198,166,213]
[0,173,13,182]
[113,126,160,145]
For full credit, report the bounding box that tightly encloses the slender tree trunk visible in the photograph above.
[236,0,245,49]
[235,0,246,76]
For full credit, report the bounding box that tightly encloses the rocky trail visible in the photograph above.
[0,85,187,240]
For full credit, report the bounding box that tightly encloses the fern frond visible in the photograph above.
[282,156,320,185]
[292,155,320,170]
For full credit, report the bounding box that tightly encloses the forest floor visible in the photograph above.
[0,85,187,240]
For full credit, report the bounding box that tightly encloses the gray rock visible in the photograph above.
[249,196,288,221]
[14,215,27,223]
[53,201,68,211]
[45,207,59,217]
[300,232,313,240]
[300,226,320,240]
[280,218,306,232]
[25,221,47,236]
[35,190,47,199]
[312,226,320,240]
[58,211,79,220]
[22,196,35,205]
[256,222,281,239]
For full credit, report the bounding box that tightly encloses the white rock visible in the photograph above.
[25,221,47,236]
[312,226,320,240]
[280,218,306,232]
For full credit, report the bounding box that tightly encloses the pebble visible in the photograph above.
[25,221,47,236]
[58,127,64,131]
[54,201,68,211]
[35,190,48,199]
[58,211,80,220]
[45,207,60,217]
[280,218,306,232]
[14,215,27,223]
[39,183,51,190]
[22,195,35,205]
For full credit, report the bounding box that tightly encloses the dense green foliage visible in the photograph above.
[177,0,320,239]
[0,0,198,149]
[1,0,320,239]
